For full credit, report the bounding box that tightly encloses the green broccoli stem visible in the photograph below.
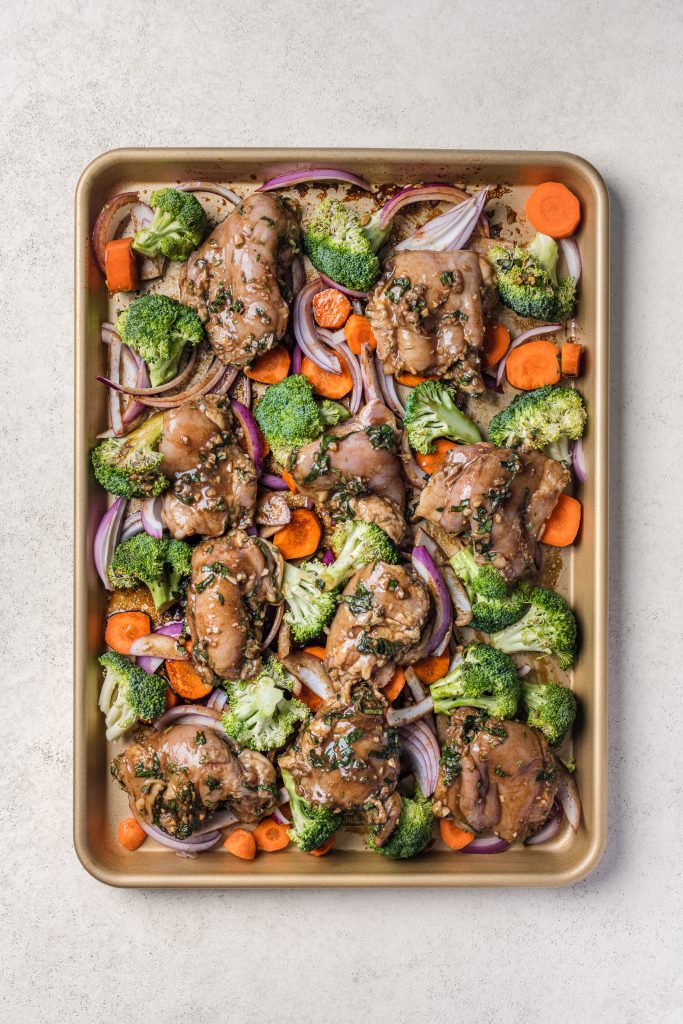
[147,348,184,388]
[363,213,393,253]
[133,211,182,257]
[528,233,559,284]
[147,575,174,612]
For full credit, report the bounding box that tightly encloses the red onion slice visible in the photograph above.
[141,496,164,539]
[360,343,382,403]
[291,255,305,296]
[525,803,563,846]
[271,805,290,825]
[91,191,140,274]
[400,430,427,488]
[291,344,303,374]
[257,168,372,192]
[122,351,151,429]
[153,704,222,731]
[97,347,199,397]
[193,807,237,835]
[378,184,477,230]
[395,190,488,253]
[134,359,227,408]
[231,399,264,473]
[386,695,434,726]
[177,181,241,205]
[322,548,335,567]
[375,353,405,417]
[93,497,127,590]
[207,688,228,712]
[132,621,186,671]
[261,603,285,650]
[397,719,441,796]
[460,834,510,854]
[260,472,289,491]
[120,510,143,543]
[339,341,363,414]
[293,279,341,373]
[107,333,124,436]
[557,769,582,832]
[209,365,239,396]
[572,437,587,482]
[129,802,222,854]
[559,236,582,284]
[318,272,368,299]
[282,652,334,700]
[411,546,453,656]
[495,323,562,388]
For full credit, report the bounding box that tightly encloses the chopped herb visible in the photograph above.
[194,731,206,746]
[440,270,455,287]
[364,423,395,450]
[344,581,373,615]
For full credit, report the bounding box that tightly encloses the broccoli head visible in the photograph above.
[91,412,168,498]
[320,520,399,592]
[302,198,391,292]
[109,533,192,612]
[470,588,531,634]
[403,380,481,454]
[282,560,339,644]
[280,768,342,852]
[116,293,205,387]
[254,374,329,467]
[318,399,351,426]
[521,680,577,747]
[488,232,576,322]
[367,787,434,859]
[449,547,530,633]
[490,586,577,670]
[487,386,587,459]
[221,657,309,752]
[132,187,208,261]
[98,651,167,741]
[430,641,521,719]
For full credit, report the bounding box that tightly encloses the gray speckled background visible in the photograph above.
[2,1,682,1020]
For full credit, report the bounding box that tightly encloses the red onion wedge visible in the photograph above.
[291,255,305,296]
[386,695,434,727]
[395,189,488,253]
[141,496,164,539]
[318,272,368,300]
[177,181,241,205]
[97,347,199,397]
[122,351,151,429]
[375,353,405,416]
[107,332,124,436]
[557,769,582,832]
[360,342,382,403]
[133,620,185,675]
[495,323,562,388]
[91,191,140,274]
[411,546,453,656]
[572,437,587,483]
[257,168,372,192]
[559,236,582,285]
[322,548,335,567]
[153,704,222,731]
[129,802,222,855]
[525,803,563,846]
[404,666,426,703]
[94,497,127,590]
[231,399,264,473]
[120,510,143,543]
[282,652,334,700]
[460,834,510,854]
[339,341,363,414]
[378,184,479,230]
[398,719,441,797]
[291,343,303,374]
[294,279,341,373]
[207,688,228,712]
[260,472,289,491]
[134,359,228,409]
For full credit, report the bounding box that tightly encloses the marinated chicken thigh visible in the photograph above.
[187,531,282,684]
[345,493,406,545]
[432,708,559,842]
[325,562,430,688]
[180,193,299,367]
[112,723,276,836]
[366,250,495,393]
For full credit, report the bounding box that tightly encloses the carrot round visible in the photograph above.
[309,835,335,856]
[383,667,405,703]
[303,645,326,660]
[561,342,583,377]
[281,468,298,493]
[164,687,179,710]
[245,344,291,384]
[224,828,257,860]
[165,660,214,700]
[313,288,352,329]
[414,438,457,475]
[413,653,450,685]
[344,314,376,355]
[439,819,475,851]
[505,340,560,391]
[253,817,291,852]
[117,817,146,851]
[395,372,438,387]
[301,354,353,399]
[541,494,582,547]
[105,611,151,655]
[105,238,138,294]
[272,508,322,559]
[525,182,581,239]
[483,320,511,368]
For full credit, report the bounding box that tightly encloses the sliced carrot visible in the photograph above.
[165,660,214,700]
[244,344,291,384]
[298,686,322,713]
[483,320,511,369]
[309,835,335,856]
[439,819,475,851]
[224,828,257,860]
[253,817,291,852]
[272,508,322,559]
[561,342,583,377]
[281,468,298,493]
[505,340,560,391]
[117,817,146,851]
[105,238,138,293]
[105,611,151,655]
[541,494,582,547]
[312,288,352,329]
[344,313,376,355]
[525,182,581,239]
[383,667,405,703]
[303,645,326,660]
[395,372,438,387]
[413,653,450,685]
[301,354,353,399]
[164,687,179,710]
[414,438,457,475]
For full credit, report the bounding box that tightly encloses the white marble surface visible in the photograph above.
[1,1,682,1020]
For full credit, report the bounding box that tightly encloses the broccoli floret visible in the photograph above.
[403,380,481,454]
[320,520,399,592]
[367,786,434,859]
[282,560,339,644]
[488,232,576,321]
[280,768,342,852]
[490,586,577,670]
[116,294,204,387]
[109,534,192,612]
[449,547,528,633]
[521,680,577,747]
[221,658,309,752]
[318,400,351,426]
[132,187,208,261]
[431,641,521,719]
[302,198,391,292]
[254,375,328,466]
[488,386,587,457]
[98,651,167,741]
[91,412,168,498]
[470,589,531,633]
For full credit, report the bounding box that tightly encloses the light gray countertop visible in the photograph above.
[1,1,681,1021]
